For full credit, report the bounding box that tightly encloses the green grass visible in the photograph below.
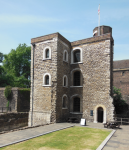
[0,127,111,150]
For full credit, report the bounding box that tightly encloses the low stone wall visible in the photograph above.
[0,113,28,132]
[0,88,30,113]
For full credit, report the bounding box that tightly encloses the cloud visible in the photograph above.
[0,14,64,24]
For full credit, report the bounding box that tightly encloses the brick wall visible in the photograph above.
[113,70,129,105]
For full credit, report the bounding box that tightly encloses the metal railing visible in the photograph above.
[114,117,129,125]
[0,107,11,113]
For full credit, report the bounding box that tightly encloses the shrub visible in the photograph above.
[4,86,12,99]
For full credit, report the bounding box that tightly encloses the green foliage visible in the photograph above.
[1,44,31,88]
[4,86,12,99]
[6,100,9,107]
[0,52,3,63]
[113,86,128,114]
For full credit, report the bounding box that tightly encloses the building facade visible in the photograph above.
[113,60,129,105]
[29,25,114,126]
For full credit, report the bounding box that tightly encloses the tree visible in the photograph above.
[113,86,128,114]
[2,44,31,88]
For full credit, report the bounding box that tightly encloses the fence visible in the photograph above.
[0,107,11,113]
[114,117,129,125]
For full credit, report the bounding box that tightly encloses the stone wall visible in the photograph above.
[0,88,30,113]
[29,26,114,126]
[29,37,58,126]
[70,40,114,122]
[0,112,28,132]
[113,70,129,105]
[56,39,71,122]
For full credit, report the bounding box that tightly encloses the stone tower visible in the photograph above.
[29,25,114,126]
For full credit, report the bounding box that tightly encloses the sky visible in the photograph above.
[0,0,129,61]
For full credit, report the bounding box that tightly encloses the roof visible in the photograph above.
[113,60,129,69]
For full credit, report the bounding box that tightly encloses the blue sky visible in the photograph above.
[0,0,129,60]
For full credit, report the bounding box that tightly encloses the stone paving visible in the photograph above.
[0,122,128,149]
[103,125,129,150]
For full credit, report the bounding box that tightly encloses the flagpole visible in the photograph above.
[98,4,100,36]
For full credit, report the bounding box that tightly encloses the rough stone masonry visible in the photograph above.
[28,25,114,126]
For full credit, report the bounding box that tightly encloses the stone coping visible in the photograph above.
[0,87,30,91]
[31,32,113,48]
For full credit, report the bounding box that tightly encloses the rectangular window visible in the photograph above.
[90,110,93,116]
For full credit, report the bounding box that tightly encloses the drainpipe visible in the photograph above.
[31,43,35,126]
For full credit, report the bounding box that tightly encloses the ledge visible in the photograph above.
[42,85,51,87]
[70,112,83,115]
[43,58,51,61]
[70,86,83,88]
[62,108,68,109]
[71,62,83,65]
[113,68,129,71]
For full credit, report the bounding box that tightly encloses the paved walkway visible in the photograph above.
[0,122,128,149]
[0,123,74,148]
[103,125,129,150]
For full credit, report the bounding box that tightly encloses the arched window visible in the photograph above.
[73,97,80,112]
[63,75,68,87]
[43,73,51,86]
[46,49,49,58]
[43,46,51,60]
[73,71,80,86]
[45,75,49,85]
[71,69,83,87]
[70,94,82,113]
[63,50,68,62]
[71,47,82,64]
[62,94,68,109]
[74,49,80,62]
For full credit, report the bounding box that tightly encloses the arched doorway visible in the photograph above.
[97,107,103,123]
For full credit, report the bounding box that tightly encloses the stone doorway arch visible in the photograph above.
[97,107,103,123]
[94,104,106,123]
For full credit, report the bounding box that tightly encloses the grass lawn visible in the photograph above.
[0,126,111,150]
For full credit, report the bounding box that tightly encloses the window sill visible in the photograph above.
[62,107,68,109]
[43,58,51,60]
[71,62,83,64]
[63,60,68,63]
[70,112,83,114]
[63,86,68,88]
[70,86,83,88]
[42,85,51,87]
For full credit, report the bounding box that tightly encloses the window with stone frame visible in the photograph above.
[62,96,67,108]
[63,75,68,87]
[64,77,66,86]
[63,50,68,62]
[73,71,80,86]
[43,73,51,86]
[43,46,51,60]
[46,49,49,58]
[73,49,80,63]
[73,97,80,112]
[45,75,49,85]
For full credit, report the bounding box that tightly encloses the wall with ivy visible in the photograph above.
[0,88,30,113]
